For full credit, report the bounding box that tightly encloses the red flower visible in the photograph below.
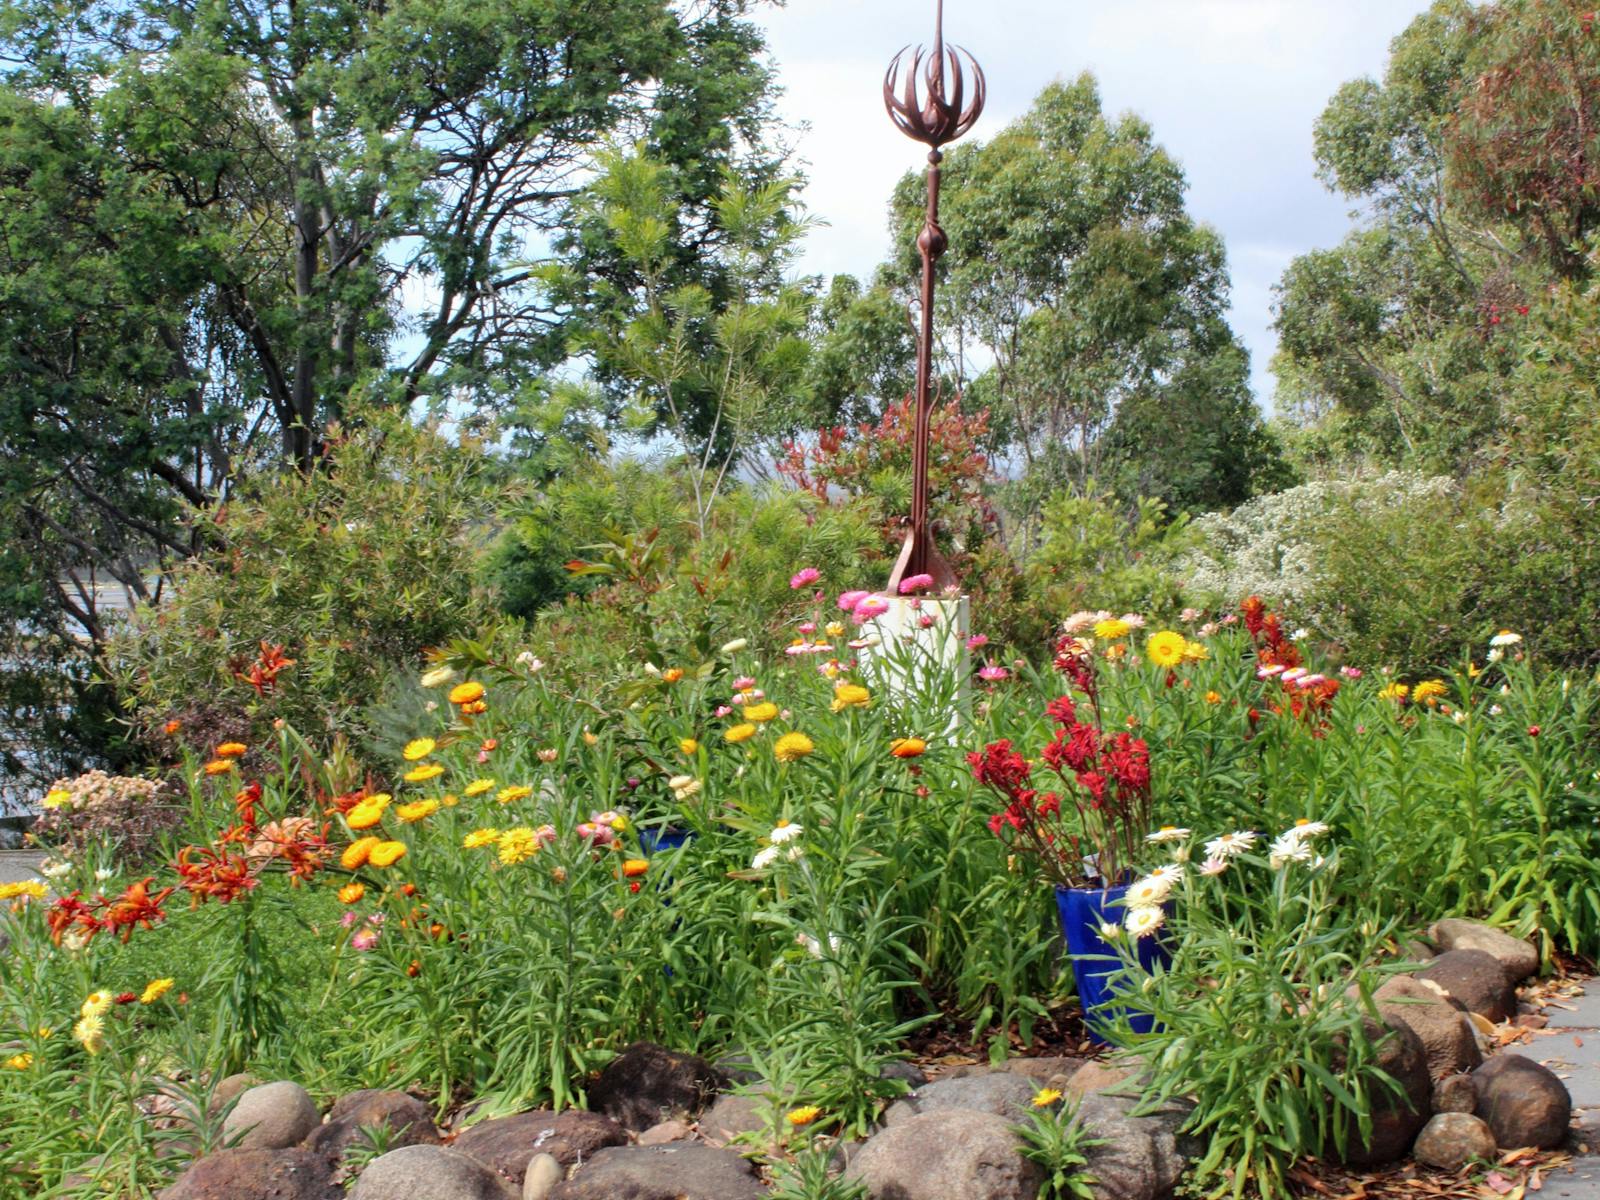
[233,782,263,831]
[101,878,176,941]
[1045,696,1077,727]
[1528,725,1541,737]
[45,892,102,945]
[1102,733,1151,793]
[115,992,138,1005]
[1074,770,1108,807]
[966,740,1032,797]
[237,641,296,696]
[175,846,258,905]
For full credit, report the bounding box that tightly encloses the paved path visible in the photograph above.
[1537,982,1600,1198]
[0,849,45,885]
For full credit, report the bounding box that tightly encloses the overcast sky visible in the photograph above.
[757,0,1437,412]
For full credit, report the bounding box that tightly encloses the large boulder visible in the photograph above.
[451,1111,628,1185]
[1064,1060,1140,1099]
[1416,950,1518,1024]
[846,1109,1043,1200]
[1427,920,1539,984]
[549,1144,765,1200]
[223,1081,321,1151]
[1412,1112,1497,1169]
[1374,975,1483,1079]
[1331,1017,1434,1166]
[882,1069,1041,1126]
[160,1148,341,1200]
[303,1090,439,1163]
[585,1043,727,1133]
[348,1145,517,1200]
[1472,1054,1573,1150]
[1073,1092,1194,1200]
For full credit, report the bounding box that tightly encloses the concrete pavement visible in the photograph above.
[1536,983,1600,1198]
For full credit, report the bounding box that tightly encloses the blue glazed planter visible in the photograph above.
[1055,884,1169,1044]
[638,827,694,855]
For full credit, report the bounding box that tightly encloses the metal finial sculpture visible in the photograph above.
[883,0,986,594]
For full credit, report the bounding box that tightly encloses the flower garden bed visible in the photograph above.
[1,587,1596,1198]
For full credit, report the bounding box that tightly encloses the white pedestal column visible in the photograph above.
[858,595,971,730]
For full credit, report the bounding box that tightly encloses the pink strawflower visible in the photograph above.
[1339,666,1363,679]
[790,567,821,590]
[798,621,816,634]
[1119,613,1146,629]
[978,664,1011,682]
[898,573,934,595]
[837,590,870,612]
[852,594,891,623]
[918,615,935,628]
[966,634,988,651]
[1294,673,1327,690]
[1257,664,1285,679]
[351,929,379,951]
[733,676,757,691]
[714,705,733,718]
[367,912,386,926]
[340,911,358,928]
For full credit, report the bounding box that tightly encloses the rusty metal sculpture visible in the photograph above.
[883,0,986,594]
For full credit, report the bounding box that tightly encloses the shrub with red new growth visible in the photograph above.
[968,639,1154,890]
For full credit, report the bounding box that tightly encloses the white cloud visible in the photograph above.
[759,0,1434,411]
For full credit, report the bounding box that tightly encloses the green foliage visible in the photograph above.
[1102,847,1405,1200]
[1274,0,1599,471]
[106,420,494,751]
[1025,493,1194,624]
[1014,1098,1103,1200]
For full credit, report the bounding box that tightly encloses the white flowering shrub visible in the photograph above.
[1181,471,1459,629]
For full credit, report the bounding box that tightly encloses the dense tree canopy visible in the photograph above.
[1273,0,1600,471]
[0,0,784,783]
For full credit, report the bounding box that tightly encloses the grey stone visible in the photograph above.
[995,1056,1087,1089]
[1332,1017,1434,1166]
[1073,1092,1195,1200]
[303,1089,438,1163]
[636,1119,693,1146]
[451,1111,628,1185]
[698,1093,769,1147]
[208,1072,259,1116]
[349,1145,517,1200]
[1433,1074,1479,1114]
[1417,950,1519,1023]
[882,1069,1040,1126]
[1413,1112,1498,1169]
[522,1154,562,1200]
[549,1143,765,1200]
[1064,1060,1140,1098]
[223,1081,320,1150]
[880,1060,929,1088]
[586,1043,727,1133]
[1375,975,1483,1080]
[1428,919,1540,983]
[1473,1053,1573,1150]
[159,1147,341,1200]
[846,1109,1044,1200]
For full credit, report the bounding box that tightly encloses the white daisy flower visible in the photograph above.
[1268,834,1313,869]
[1203,830,1259,859]
[1099,921,1122,940]
[1124,905,1166,939]
[752,846,781,870]
[1489,630,1522,647]
[1285,820,1330,842]
[1125,874,1174,907]
[93,868,113,883]
[1197,856,1228,877]
[1145,826,1191,843]
[768,821,804,845]
[1487,648,1505,663]
[1150,863,1185,888]
[40,859,72,880]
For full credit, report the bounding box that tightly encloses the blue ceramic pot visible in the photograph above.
[637,827,694,855]
[1055,883,1168,1044]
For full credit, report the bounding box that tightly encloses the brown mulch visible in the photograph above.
[1290,1146,1574,1200]
[904,999,1101,1070]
